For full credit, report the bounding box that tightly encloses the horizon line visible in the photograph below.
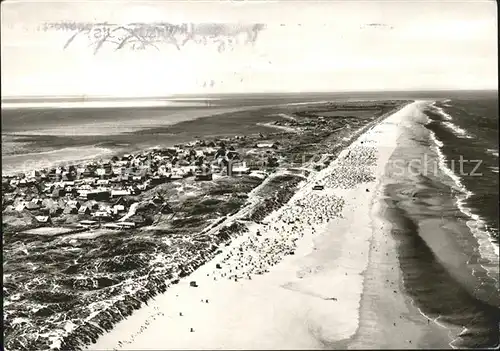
[2,88,498,101]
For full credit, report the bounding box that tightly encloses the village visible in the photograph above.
[1,135,286,235]
[2,100,405,239]
[2,100,409,351]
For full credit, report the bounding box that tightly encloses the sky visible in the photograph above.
[1,0,497,97]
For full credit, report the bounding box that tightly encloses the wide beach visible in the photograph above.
[88,101,454,349]
[4,97,498,350]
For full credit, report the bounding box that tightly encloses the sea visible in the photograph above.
[2,91,499,349]
[380,91,499,348]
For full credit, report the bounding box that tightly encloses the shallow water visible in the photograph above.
[381,101,500,348]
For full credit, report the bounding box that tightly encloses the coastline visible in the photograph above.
[87,101,453,350]
[349,174,454,349]
[2,146,115,177]
[2,104,274,176]
[3,99,414,351]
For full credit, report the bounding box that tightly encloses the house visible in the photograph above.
[81,169,94,177]
[195,172,213,181]
[132,175,143,182]
[77,190,90,200]
[78,206,91,215]
[203,147,217,156]
[64,186,76,194]
[31,198,43,206]
[137,182,149,191]
[43,184,55,194]
[99,203,113,212]
[77,184,92,191]
[128,214,149,226]
[35,215,52,225]
[120,174,131,182]
[79,219,97,225]
[170,169,184,180]
[66,200,81,209]
[27,170,40,178]
[92,211,113,221]
[120,221,136,229]
[84,200,99,210]
[95,168,106,177]
[78,219,99,228]
[103,223,123,230]
[110,176,121,183]
[14,203,26,212]
[51,188,65,198]
[114,160,129,167]
[83,178,96,185]
[150,175,166,186]
[111,189,131,198]
[76,166,86,176]
[249,171,268,180]
[86,190,110,201]
[112,167,123,175]
[112,204,125,214]
[230,161,250,176]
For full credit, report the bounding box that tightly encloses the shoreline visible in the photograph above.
[2,103,281,176]
[3,99,414,351]
[87,101,451,350]
[350,173,454,349]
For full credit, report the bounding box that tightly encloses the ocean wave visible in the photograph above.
[427,130,469,194]
[441,99,452,108]
[456,196,500,278]
[441,121,474,139]
[427,102,473,139]
[429,102,453,121]
[486,149,499,158]
[383,192,500,349]
[424,104,499,282]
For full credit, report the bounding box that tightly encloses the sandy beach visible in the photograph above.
[86,101,453,350]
